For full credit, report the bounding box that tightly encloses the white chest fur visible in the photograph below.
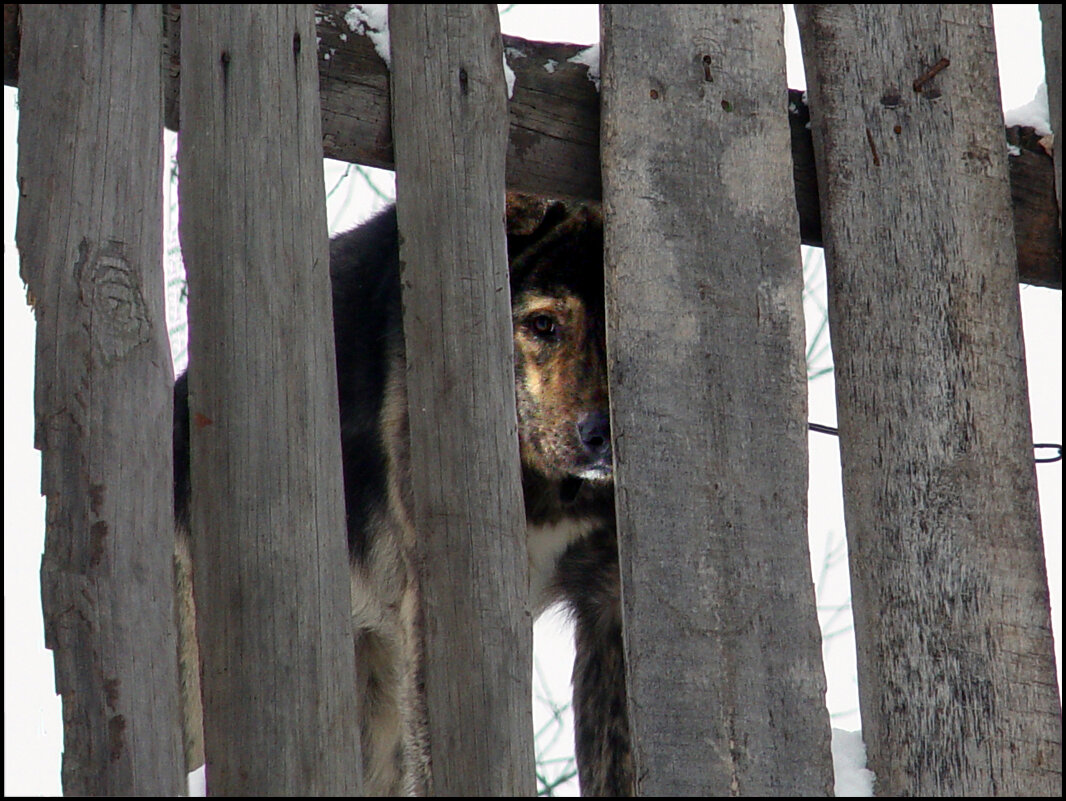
[527,517,598,615]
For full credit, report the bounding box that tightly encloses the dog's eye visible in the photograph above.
[528,314,559,341]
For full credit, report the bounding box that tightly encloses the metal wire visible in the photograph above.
[807,423,1062,464]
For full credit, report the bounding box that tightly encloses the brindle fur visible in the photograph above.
[173,194,632,795]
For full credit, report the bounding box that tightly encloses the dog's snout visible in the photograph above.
[577,411,611,461]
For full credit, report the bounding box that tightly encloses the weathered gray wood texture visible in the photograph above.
[796,5,1062,795]
[307,5,1063,289]
[388,6,535,796]
[314,4,1062,289]
[601,5,833,796]
[178,5,361,794]
[2,4,1059,285]
[1041,4,1061,234]
[14,5,185,795]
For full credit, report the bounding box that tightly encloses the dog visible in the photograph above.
[173,194,633,795]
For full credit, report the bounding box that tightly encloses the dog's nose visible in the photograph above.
[577,411,612,462]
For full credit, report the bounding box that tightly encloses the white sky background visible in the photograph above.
[4,5,1061,796]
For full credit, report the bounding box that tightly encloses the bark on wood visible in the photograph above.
[1006,124,1062,287]
[1040,4,1062,234]
[3,4,1059,286]
[178,5,360,794]
[14,5,184,795]
[388,6,534,796]
[297,4,1066,289]
[796,5,1062,795]
[601,5,833,795]
[388,5,535,795]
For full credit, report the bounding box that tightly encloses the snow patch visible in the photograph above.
[503,53,517,98]
[568,43,601,90]
[345,5,516,96]
[832,729,876,797]
[188,764,206,797]
[346,4,390,66]
[1004,82,1051,135]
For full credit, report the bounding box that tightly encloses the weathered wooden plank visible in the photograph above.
[1007,124,1062,287]
[1040,4,1062,234]
[797,5,1062,795]
[15,5,184,795]
[3,4,1059,286]
[178,5,360,794]
[601,4,833,795]
[304,5,1062,288]
[388,5,534,796]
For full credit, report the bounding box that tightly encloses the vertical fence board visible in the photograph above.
[1040,4,1062,234]
[796,5,1062,795]
[178,5,361,794]
[601,5,833,795]
[388,5,534,796]
[14,5,184,795]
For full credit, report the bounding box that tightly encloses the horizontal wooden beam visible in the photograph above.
[3,3,1059,287]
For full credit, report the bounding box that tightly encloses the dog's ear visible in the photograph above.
[505,193,574,267]
[506,192,569,237]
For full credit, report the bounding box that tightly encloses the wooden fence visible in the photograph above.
[7,3,1062,796]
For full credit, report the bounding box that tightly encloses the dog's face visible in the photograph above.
[507,196,611,485]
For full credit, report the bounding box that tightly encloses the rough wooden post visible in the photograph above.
[796,5,1062,795]
[178,5,361,794]
[1040,4,1062,234]
[601,4,833,795]
[389,5,534,796]
[14,5,185,795]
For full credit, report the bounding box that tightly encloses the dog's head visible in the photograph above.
[506,194,611,486]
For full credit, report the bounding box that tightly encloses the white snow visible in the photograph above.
[503,55,517,98]
[346,5,517,97]
[1004,82,1052,135]
[188,765,207,797]
[832,729,877,796]
[567,43,601,90]
[345,4,390,66]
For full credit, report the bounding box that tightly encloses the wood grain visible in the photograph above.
[602,5,833,795]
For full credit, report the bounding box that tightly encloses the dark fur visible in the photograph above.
[174,195,632,795]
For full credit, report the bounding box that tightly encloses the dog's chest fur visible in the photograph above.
[527,516,599,614]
